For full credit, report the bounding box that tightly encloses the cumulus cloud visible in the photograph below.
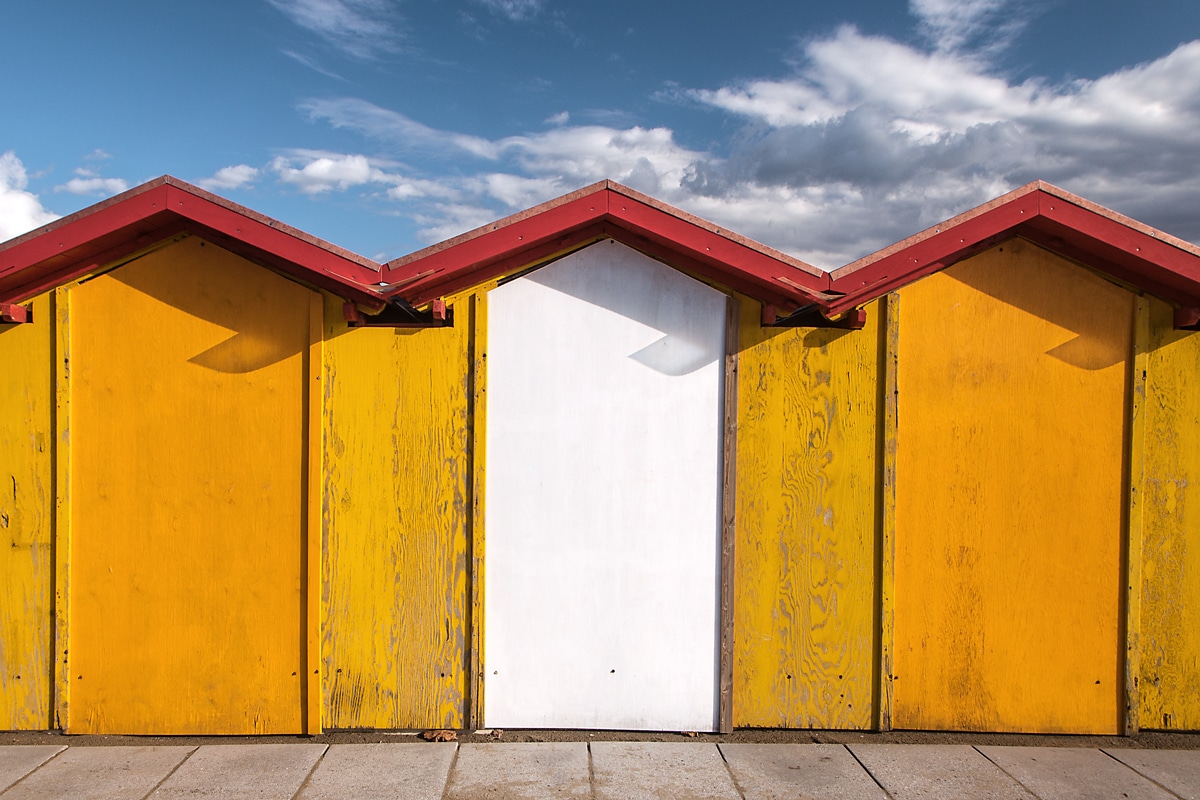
[0,152,58,242]
[290,0,1200,265]
[54,168,129,197]
[266,0,403,59]
[198,164,260,191]
[270,150,391,193]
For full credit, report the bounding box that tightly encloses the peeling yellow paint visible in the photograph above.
[320,293,471,729]
[732,295,880,729]
[0,292,54,730]
[1139,295,1200,730]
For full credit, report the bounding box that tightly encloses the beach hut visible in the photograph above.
[2,177,1198,736]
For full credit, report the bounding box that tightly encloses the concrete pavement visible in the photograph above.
[0,741,1197,799]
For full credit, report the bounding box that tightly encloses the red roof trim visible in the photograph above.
[826,182,1200,317]
[382,181,830,312]
[0,177,387,309]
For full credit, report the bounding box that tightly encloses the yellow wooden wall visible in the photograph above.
[65,237,315,734]
[0,293,54,731]
[321,297,471,729]
[892,239,1131,734]
[733,298,881,729]
[1140,296,1200,730]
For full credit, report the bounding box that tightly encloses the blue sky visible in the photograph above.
[3,0,1200,268]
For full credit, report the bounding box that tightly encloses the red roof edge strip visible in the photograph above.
[381,189,610,303]
[824,190,1040,317]
[605,190,830,304]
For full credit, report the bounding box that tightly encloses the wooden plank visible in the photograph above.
[1125,297,1148,735]
[0,292,54,730]
[320,293,472,731]
[53,287,71,731]
[892,239,1131,733]
[877,293,899,731]
[469,291,487,730]
[1138,297,1200,730]
[306,292,324,734]
[732,294,880,729]
[719,296,739,734]
[67,237,311,734]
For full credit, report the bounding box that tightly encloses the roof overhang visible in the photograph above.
[826,181,1200,326]
[381,180,831,316]
[0,177,388,310]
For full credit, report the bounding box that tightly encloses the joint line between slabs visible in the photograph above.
[843,744,896,800]
[288,744,330,800]
[137,745,200,800]
[586,741,596,800]
[1098,749,1188,800]
[971,745,1044,800]
[0,745,70,796]
[714,743,747,800]
[438,742,463,800]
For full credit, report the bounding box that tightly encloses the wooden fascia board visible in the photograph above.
[605,193,830,307]
[823,192,1039,317]
[1032,194,1200,304]
[381,192,608,306]
[0,182,389,309]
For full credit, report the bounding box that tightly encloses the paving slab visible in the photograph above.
[978,746,1175,800]
[0,746,193,800]
[849,744,1036,800]
[0,745,66,793]
[146,743,326,800]
[296,743,456,800]
[445,743,588,800]
[1105,749,1200,800]
[720,743,887,800]
[590,742,740,800]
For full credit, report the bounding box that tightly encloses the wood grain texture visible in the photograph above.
[892,239,1131,734]
[733,296,880,730]
[0,293,53,730]
[67,236,312,734]
[1125,297,1148,735]
[1139,296,1200,730]
[321,294,471,730]
[877,294,899,732]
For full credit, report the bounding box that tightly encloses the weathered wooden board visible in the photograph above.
[1140,296,1200,731]
[892,239,1130,733]
[0,292,53,730]
[321,296,471,730]
[732,297,880,729]
[484,241,725,731]
[66,237,313,734]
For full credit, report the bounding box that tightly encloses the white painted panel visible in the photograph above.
[485,240,726,731]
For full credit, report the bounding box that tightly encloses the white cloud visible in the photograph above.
[0,152,59,242]
[545,110,570,126]
[909,0,1030,55]
[55,170,129,196]
[198,165,260,191]
[473,0,543,22]
[292,1,1200,267]
[270,151,390,193]
[266,0,402,59]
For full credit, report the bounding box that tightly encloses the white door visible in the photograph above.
[484,240,727,731]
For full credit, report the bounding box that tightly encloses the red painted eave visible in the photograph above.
[382,181,831,312]
[825,182,1200,317]
[0,177,387,309]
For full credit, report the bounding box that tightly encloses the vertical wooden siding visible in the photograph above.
[733,298,880,729]
[66,237,312,734]
[0,293,53,730]
[1140,296,1200,730]
[892,239,1130,734]
[321,297,470,729]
